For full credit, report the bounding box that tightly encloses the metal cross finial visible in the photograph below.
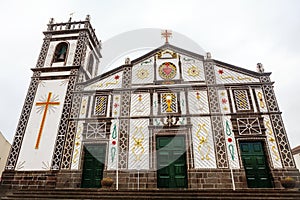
[161,30,172,44]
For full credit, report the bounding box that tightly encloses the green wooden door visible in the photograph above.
[81,144,106,188]
[156,136,187,188]
[239,141,273,188]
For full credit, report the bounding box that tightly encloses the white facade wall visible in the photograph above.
[0,132,11,178]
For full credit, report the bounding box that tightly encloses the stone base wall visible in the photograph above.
[56,170,82,188]
[188,169,247,189]
[1,168,299,189]
[0,170,57,189]
[103,170,157,189]
[272,168,300,188]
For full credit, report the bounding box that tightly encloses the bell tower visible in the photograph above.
[5,15,101,172]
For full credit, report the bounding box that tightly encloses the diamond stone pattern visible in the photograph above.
[208,87,220,113]
[51,74,76,170]
[270,114,295,167]
[263,85,279,112]
[61,121,77,170]
[211,116,228,168]
[122,67,132,88]
[204,61,216,85]
[73,31,87,66]
[260,76,271,83]
[117,75,132,168]
[5,78,40,169]
[36,35,51,68]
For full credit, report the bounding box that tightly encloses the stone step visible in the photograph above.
[2,189,300,200]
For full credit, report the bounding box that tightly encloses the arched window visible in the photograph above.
[53,42,68,63]
[87,54,94,75]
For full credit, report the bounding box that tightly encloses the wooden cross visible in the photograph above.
[161,30,172,43]
[35,92,60,149]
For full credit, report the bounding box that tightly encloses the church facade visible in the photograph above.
[2,16,299,190]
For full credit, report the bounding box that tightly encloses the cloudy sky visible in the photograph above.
[0,0,299,148]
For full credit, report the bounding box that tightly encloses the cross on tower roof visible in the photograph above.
[161,30,172,44]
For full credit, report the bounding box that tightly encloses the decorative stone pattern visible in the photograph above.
[260,76,271,83]
[128,119,150,170]
[122,67,132,88]
[61,121,77,170]
[218,89,230,114]
[94,95,108,116]
[191,117,217,169]
[84,122,106,139]
[211,116,228,168]
[5,77,40,170]
[263,115,282,168]
[188,90,209,114]
[237,118,261,135]
[181,56,205,82]
[208,87,220,113]
[71,121,84,170]
[270,114,295,168]
[79,95,88,119]
[132,59,154,85]
[161,93,178,113]
[107,120,119,170]
[119,119,129,169]
[69,93,82,119]
[215,66,259,84]
[116,89,132,169]
[223,116,240,169]
[263,85,279,112]
[255,88,268,112]
[203,61,216,85]
[51,73,77,170]
[36,35,51,68]
[84,72,123,90]
[112,94,121,118]
[73,31,87,66]
[233,90,251,111]
[130,93,150,117]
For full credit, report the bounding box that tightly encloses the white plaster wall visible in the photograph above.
[188,90,209,114]
[130,93,150,117]
[294,154,300,170]
[84,72,123,91]
[215,65,260,84]
[0,132,11,177]
[132,59,154,85]
[16,79,68,170]
[181,55,205,82]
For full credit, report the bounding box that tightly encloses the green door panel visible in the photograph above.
[239,141,273,188]
[81,144,106,188]
[156,136,188,188]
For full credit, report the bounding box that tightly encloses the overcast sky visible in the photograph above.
[0,0,299,148]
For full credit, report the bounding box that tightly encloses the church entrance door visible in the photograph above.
[81,144,106,188]
[156,135,188,188]
[239,141,273,188]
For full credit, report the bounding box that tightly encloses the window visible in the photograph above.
[87,54,94,75]
[53,42,68,63]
